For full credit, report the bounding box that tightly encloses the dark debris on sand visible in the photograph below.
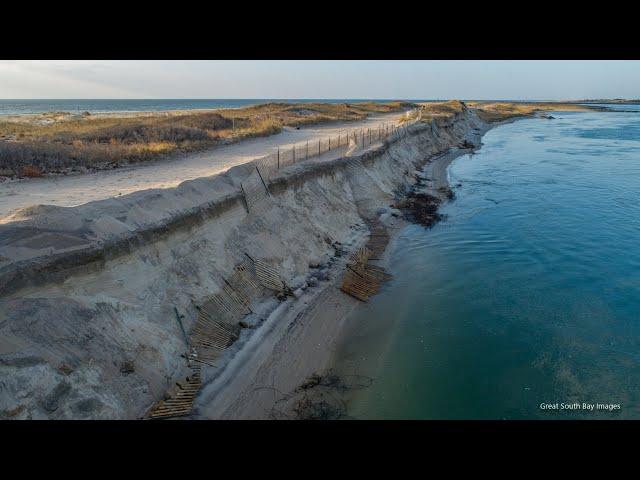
[394,192,444,227]
[268,370,373,420]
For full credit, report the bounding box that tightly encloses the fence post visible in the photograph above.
[255,165,270,196]
[239,183,250,213]
[293,145,296,163]
[318,140,321,155]
[277,148,280,169]
[306,141,309,159]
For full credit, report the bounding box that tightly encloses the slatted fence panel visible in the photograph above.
[146,364,201,420]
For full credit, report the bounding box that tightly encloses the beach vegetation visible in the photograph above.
[0,102,413,177]
[468,101,593,122]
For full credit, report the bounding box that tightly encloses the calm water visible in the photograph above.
[0,99,432,116]
[333,109,640,419]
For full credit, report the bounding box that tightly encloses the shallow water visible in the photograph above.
[332,110,640,419]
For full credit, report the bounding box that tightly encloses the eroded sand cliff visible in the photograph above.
[0,105,486,419]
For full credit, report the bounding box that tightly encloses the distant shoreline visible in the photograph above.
[0,99,433,117]
[0,98,635,116]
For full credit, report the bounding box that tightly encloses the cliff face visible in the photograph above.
[0,106,485,419]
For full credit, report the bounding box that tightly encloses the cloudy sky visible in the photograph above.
[0,60,638,100]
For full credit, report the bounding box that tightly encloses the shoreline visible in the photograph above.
[0,99,423,118]
[0,104,530,419]
[193,114,510,419]
[318,121,515,418]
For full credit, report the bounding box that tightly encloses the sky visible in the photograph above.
[0,60,638,100]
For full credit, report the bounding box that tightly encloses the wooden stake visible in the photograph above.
[255,166,270,196]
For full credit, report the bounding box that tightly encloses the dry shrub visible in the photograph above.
[128,141,177,159]
[0,102,413,175]
[21,165,44,177]
[469,101,591,123]
[420,100,467,117]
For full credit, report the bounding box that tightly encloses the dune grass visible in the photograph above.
[1,99,589,177]
[411,100,593,124]
[467,101,593,123]
[0,101,413,177]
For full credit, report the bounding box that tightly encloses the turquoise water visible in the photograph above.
[333,110,640,419]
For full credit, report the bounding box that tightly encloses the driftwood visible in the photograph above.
[265,370,374,420]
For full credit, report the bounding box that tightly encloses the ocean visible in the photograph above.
[331,107,640,419]
[0,99,430,116]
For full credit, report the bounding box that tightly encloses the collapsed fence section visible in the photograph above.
[145,255,291,419]
[241,167,271,213]
[340,219,393,302]
[145,363,202,420]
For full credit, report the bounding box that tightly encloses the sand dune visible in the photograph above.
[0,112,401,219]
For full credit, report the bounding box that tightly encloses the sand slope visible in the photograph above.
[0,107,485,419]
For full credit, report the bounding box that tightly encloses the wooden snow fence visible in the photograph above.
[241,166,271,213]
[145,259,265,420]
[364,219,390,260]
[340,220,392,302]
[145,363,202,420]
